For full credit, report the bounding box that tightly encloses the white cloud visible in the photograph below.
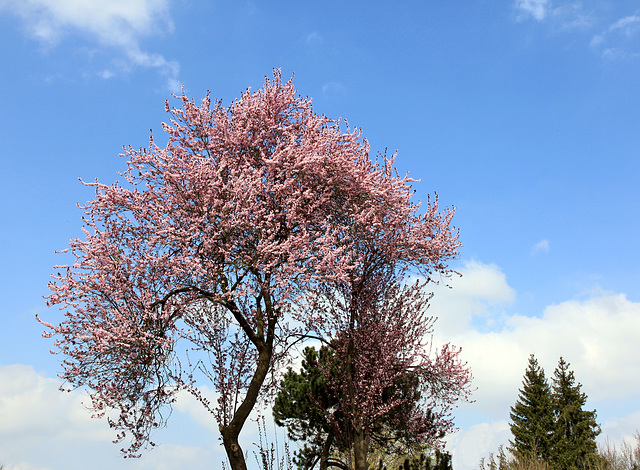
[321,81,346,95]
[429,260,516,337]
[555,4,594,30]
[447,421,511,470]
[531,239,550,255]
[4,463,52,470]
[591,13,640,60]
[0,364,231,470]
[0,0,180,90]
[610,15,640,36]
[427,261,640,469]
[126,443,216,470]
[513,1,594,31]
[172,387,220,435]
[600,410,640,447]
[515,0,551,21]
[0,364,110,442]
[0,365,112,469]
[442,291,640,421]
[305,31,321,44]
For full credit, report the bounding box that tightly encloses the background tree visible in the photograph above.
[273,345,347,470]
[392,450,453,470]
[273,343,439,470]
[550,357,600,470]
[509,354,554,461]
[301,260,472,470]
[40,70,461,470]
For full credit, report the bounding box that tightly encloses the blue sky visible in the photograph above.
[1,1,639,469]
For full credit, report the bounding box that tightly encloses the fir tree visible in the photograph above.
[509,354,554,461]
[550,357,601,470]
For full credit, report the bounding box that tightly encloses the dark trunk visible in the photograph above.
[220,429,247,470]
[352,426,370,470]
[220,339,273,470]
[319,432,334,470]
[216,283,277,470]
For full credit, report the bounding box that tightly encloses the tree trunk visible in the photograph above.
[220,430,247,470]
[319,432,334,470]
[219,341,273,470]
[352,426,370,470]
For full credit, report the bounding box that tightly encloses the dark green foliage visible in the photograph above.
[376,450,453,470]
[507,355,601,470]
[272,346,344,469]
[550,358,601,470]
[509,354,555,461]
[419,450,453,470]
[273,344,438,469]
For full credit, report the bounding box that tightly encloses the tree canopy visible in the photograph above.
[273,344,443,470]
[40,70,462,470]
[275,263,472,470]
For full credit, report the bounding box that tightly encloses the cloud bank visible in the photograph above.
[429,261,640,468]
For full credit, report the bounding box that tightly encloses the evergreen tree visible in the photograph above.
[272,346,345,470]
[273,343,442,469]
[509,354,554,461]
[373,450,452,470]
[550,357,601,470]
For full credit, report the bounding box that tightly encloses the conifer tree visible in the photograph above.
[273,342,446,470]
[393,450,453,470]
[509,354,554,461]
[550,357,601,470]
[272,345,347,470]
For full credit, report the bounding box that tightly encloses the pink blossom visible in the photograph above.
[41,70,462,469]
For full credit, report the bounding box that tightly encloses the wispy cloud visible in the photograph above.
[591,13,640,59]
[531,238,550,255]
[514,0,594,30]
[515,0,551,21]
[513,2,640,61]
[321,81,346,95]
[305,31,321,44]
[0,0,180,91]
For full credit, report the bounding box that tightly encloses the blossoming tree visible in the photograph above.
[40,70,461,470]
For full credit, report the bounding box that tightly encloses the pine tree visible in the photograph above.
[509,354,554,461]
[273,343,440,469]
[550,357,601,470]
[272,346,344,470]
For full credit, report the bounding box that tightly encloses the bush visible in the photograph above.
[589,433,640,470]
[480,433,640,470]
